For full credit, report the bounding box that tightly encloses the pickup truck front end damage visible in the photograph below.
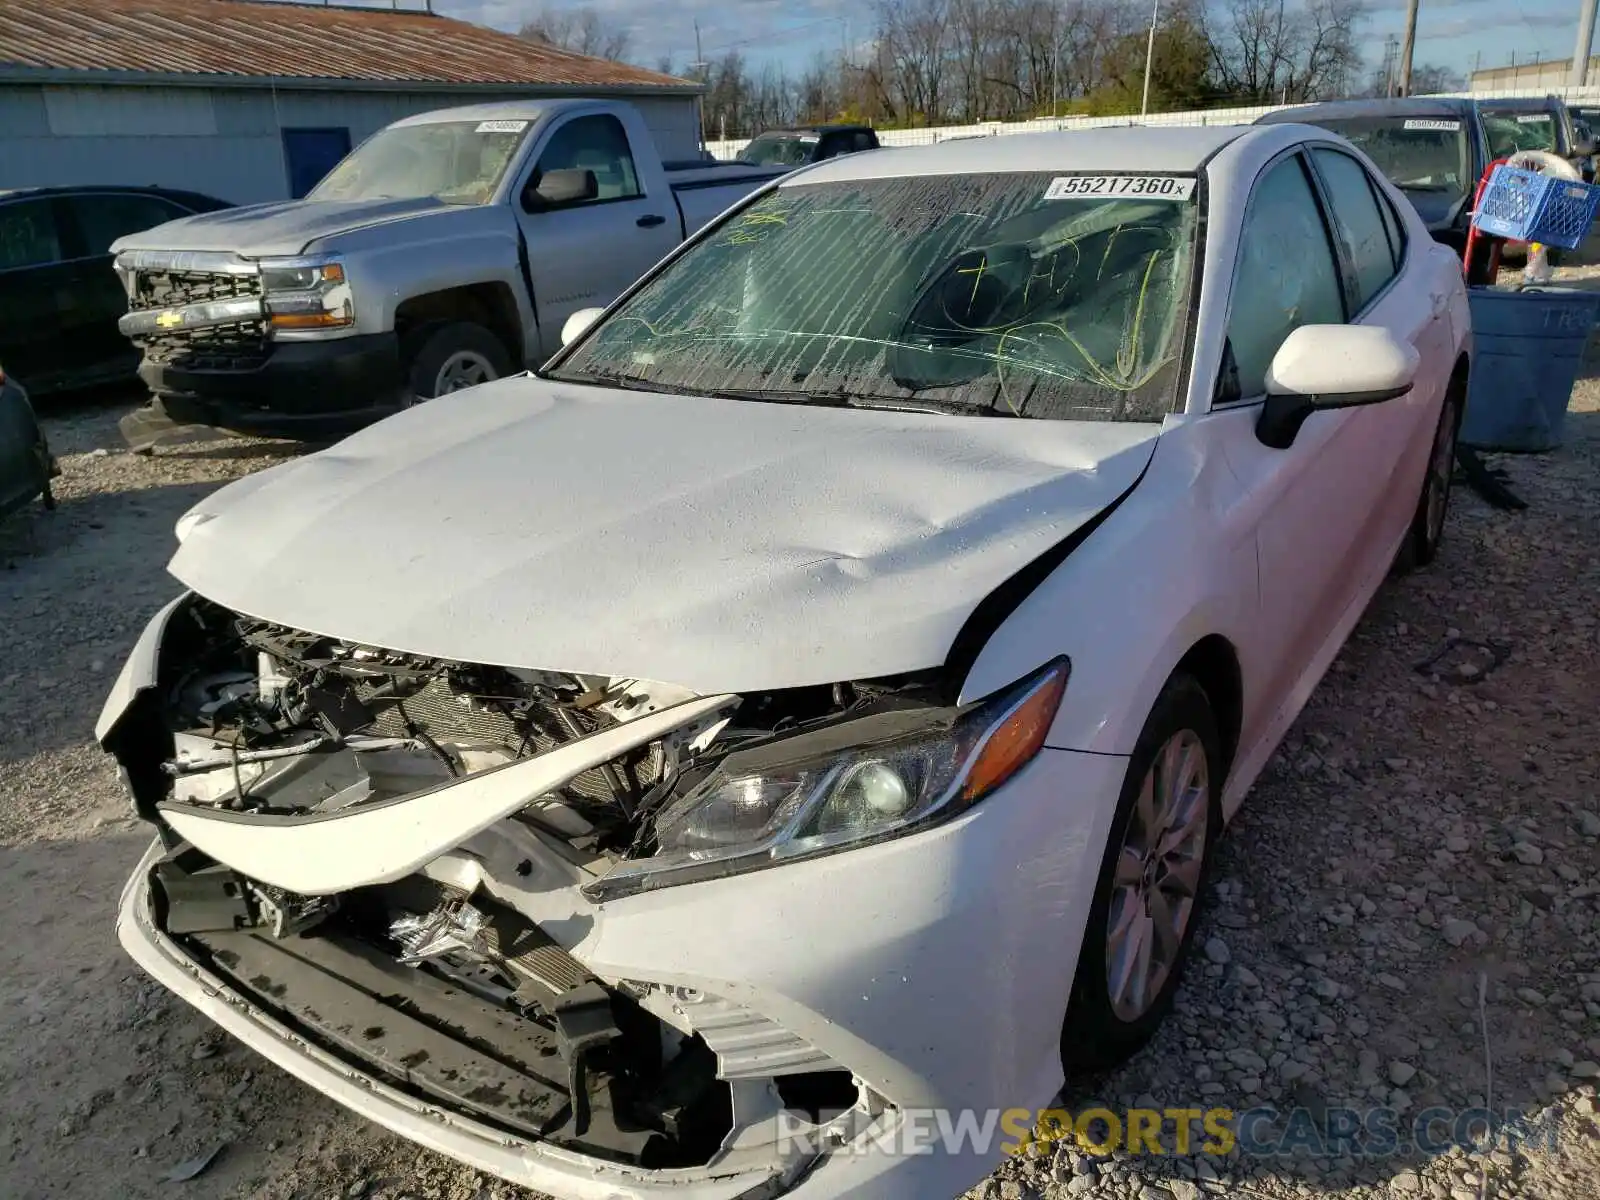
[103,595,1091,1199]
[113,249,405,442]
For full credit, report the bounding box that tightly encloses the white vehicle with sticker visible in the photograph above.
[102,124,1472,1200]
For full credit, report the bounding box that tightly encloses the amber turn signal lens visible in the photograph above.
[961,664,1069,801]
[269,312,351,329]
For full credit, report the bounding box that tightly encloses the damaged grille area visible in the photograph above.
[157,603,676,843]
[130,268,269,371]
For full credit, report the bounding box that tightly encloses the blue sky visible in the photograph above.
[434,0,1586,83]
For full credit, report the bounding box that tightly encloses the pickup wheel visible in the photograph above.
[404,322,513,403]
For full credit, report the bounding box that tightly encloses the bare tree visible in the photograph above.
[518,7,633,63]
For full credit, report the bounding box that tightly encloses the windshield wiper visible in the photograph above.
[545,371,1018,416]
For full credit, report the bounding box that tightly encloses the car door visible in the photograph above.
[1214,148,1438,729]
[512,112,680,359]
[0,197,71,394]
[58,191,195,385]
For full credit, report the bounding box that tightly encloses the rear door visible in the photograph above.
[58,191,195,385]
[512,112,680,359]
[0,197,72,393]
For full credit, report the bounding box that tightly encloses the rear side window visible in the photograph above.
[1225,155,1346,399]
[68,193,187,254]
[1311,148,1401,312]
[0,199,62,271]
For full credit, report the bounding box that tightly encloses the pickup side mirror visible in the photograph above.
[1255,325,1419,449]
[1574,124,1597,158]
[523,168,599,213]
[561,307,605,347]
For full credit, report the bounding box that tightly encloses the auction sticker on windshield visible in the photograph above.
[1404,119,1461,131]
[475,120,528,134]
[1044,176,1196,200]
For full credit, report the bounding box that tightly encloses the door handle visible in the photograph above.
[637,214,667,228]
[1431,292,1448,316]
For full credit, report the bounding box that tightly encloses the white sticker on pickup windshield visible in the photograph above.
[1044,175,1196,200]
[1516,114,1549,124]
[1404,119,1460,131]
[475,120,529,134]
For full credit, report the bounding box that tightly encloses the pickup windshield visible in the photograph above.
[739,133,821,166]
[1482,111,1559,159]
[309,121,530,205]
[551,172,1198,422]
[1311,117,1470,195]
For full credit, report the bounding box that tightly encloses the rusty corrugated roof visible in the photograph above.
[0,0,695,91]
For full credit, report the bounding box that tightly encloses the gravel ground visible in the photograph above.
[3,283,1599,1200]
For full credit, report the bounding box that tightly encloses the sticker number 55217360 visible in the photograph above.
[1044,175,1197,200]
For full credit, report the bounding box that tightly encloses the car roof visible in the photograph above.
[1477,95,1564,112]
[1256,97,1477,123]
[789,124,1254,184]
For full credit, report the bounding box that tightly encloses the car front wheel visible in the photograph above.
[404,321,512,404]
[1062,673,1222,1074]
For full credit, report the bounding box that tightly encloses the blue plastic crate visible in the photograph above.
[1471,165,1600,249]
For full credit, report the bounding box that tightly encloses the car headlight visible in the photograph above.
[258,257,353,333]
[585,658,1069,900]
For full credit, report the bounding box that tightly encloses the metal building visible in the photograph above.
[0,0,703,203]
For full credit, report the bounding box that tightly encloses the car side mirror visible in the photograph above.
[1255,325,1419,450]
[523,168,598,213]
[561,307,605,347]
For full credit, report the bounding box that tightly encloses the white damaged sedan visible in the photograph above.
[100,124,1470,1199]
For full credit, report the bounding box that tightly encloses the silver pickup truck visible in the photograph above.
[111,98,787,439]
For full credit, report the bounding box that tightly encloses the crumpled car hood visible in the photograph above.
[111,196,458,257]
[169,378,1161,694]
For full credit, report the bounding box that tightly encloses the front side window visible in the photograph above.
[310,120,530,206]
[69,193,186,254]
[553,172,1200,422]
[1224,155,1345,399]
[533,115,640,203]
[1311,148,1401,312]
[1483,111,1558,158]
[0,199,62,271]
[1310,116,1469,199]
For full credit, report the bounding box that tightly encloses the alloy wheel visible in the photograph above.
[1105,730,1210,1022]
[432,350,496,396]
[1424,400,1458,548]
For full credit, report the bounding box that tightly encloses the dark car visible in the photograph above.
[1476,94,1595,179]
[1256,97,1491,258]
[0,362,55,519]
[736,124,881,167]
[0,186,233,397]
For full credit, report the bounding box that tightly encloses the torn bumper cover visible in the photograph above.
[101,597,1126,1199]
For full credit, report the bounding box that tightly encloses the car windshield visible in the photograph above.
[551,172,1199,422]
[1313,116,1470,194]
[309,120,530,205]
[739,133,820,166]
[1482,111,1558,158]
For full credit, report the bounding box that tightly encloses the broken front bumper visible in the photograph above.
[117,737,1125,1198]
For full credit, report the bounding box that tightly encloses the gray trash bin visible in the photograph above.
[1460,286,1600,452]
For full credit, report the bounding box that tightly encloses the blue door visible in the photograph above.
[282,127,353,199]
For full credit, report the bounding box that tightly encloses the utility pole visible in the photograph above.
[1397,0,1420,96]
[1576,0,1599,86]
[1139,0,1160,118]
[1381,36,1399,98]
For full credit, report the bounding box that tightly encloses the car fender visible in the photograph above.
[958,414,1259,761]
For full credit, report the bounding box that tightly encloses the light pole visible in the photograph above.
[1140,0,1160,118]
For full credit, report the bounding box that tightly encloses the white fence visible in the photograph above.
[704,85,1600,160]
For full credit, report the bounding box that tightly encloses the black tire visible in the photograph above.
[1061,674,1222,1075]
[1395,374,1464,573]
[404,321,513,402]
